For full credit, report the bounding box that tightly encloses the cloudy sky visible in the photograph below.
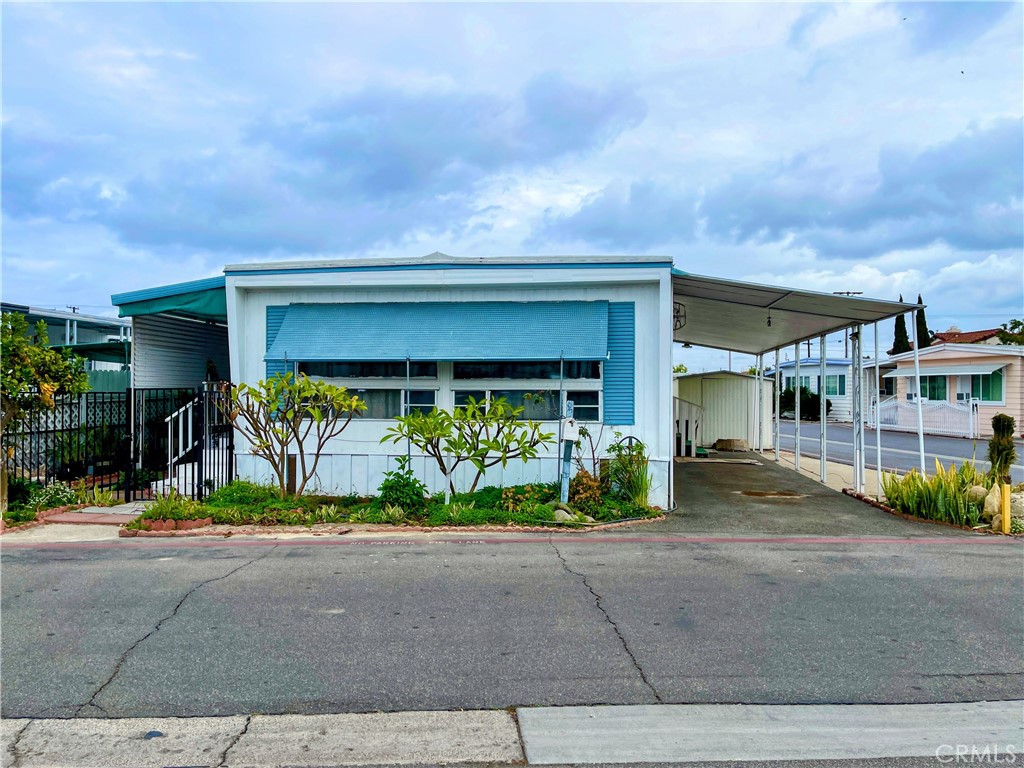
[3,2,1021,370]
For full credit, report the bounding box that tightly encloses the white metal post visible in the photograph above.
[773,349,780,462]
[874,322,882,499]
[857,326,865,493]
[911,310,926,474]
[756,353,764,453]
[794,346,801,471]
[851,328,861,492]
[819,336,827,484]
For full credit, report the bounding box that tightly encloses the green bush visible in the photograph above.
[779,387,833,420]
[3,506,37,524]
[607,436,653,508]
[568,470,603,516]
[881,460,990,527]
[28,482,77,511]
[204,481,279,509]
[141,491,205,521]
[376,457,428,516]
[7,478,41,508]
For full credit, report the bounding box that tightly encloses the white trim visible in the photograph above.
[887,343,1024,362]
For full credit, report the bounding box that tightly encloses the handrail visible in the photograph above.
[164,398,196,425]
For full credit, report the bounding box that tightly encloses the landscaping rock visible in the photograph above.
[583,515,596,523]
[982,485,1002,521]
[1010,492,1024,520]
[553,509,574,522]
[992,513,1003,531]
[967,485,988,504]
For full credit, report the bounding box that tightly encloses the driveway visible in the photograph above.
[661,455,971,537]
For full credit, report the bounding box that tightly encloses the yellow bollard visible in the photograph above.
[1002,483,1011,535]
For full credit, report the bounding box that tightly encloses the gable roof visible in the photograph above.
[888,342,1024,363]
[932,328,1001,344]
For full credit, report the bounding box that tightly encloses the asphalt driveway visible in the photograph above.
[660,455,970,537]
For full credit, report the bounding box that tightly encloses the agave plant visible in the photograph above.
[882,459,987,526]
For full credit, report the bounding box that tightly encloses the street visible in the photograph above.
[2,532,1021,720]
[778,420,1024,483]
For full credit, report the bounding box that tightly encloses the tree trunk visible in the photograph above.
[1,459,8,516]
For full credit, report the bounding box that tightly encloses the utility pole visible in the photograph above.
[833,292,863,358]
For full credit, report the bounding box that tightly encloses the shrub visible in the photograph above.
[779,387,832,420]
[142,490,205,521]
[7,478,41,508]
[499,483,551,514]
[29,482,77,511]
[988,413,1017,482]
[881,460,988,527]
[607,436,653,509]
[377,457,428,516]
[568,470,603,516]
[205,480,279,509]
[3,506,36,524]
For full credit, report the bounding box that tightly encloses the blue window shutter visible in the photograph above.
[603,303,635,425]
[266,306,289,380]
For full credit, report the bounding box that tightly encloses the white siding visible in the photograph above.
[132,315,230,389]
[226,266,673,507]
[675,373,773,448]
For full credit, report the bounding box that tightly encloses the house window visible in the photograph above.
[453,361,600,380]
[824,374,846,397]
[784,375,811,391]
[452,389,601,422]
[352,389,437,418]
[566,391,600,421]
[910,375,947,401]
[298,361,437,378]
[971,370,1004,403]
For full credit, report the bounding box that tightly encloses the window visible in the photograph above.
[453,361,600,380]
[910,375,947,401]
[451,389,600,421]
[299,361,437,379]
[566,391,600,421]
[353,389,436,418]
[824,374,846,397]
[971,370,1004,403]
[784,375,811,391]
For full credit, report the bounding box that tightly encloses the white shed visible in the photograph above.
[674,371,774,450]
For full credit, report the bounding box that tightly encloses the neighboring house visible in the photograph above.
[931,326,1003,346]
[884,343,1024,437]
[762,358,894,422]
[0,302,132,391]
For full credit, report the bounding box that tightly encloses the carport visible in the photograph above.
[670,270,923,502]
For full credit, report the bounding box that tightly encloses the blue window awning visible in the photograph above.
[265,301,610,363]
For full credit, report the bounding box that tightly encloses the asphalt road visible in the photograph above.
[2,533,1021,719]
[778,421,1024,482]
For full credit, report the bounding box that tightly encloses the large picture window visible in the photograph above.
[453,361,600,380]
[971,370,1004,403]
[299,361,437,379]
[453,389,601,422]
[824,374,846,397]
[353,389,436,419]
[910,375,947,401]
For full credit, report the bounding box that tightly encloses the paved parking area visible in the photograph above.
[659,455,972,537]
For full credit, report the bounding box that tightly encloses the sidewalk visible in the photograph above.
[774,449,886,496]
[3,701,1021,767]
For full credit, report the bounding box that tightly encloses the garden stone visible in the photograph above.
[1010,492,1024,519]
[554,502,574,513]
[991,513,1002,532]
[967,485,988,505]
[583,515,596,523]
[553,509,574,522]
[982,485,1002,521]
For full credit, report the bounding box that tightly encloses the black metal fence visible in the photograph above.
[3,385,235,502]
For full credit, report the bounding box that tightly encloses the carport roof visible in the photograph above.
[672,270,916,356]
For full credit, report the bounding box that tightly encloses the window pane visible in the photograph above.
[353,389,402,418]
[491,390,560,420]
[406,390,435,415]
[568,391,600,421]
[453,361,600,380]
[299,361,436,378]
[454,390,486,407]
[838,375,846,396]
[973,371,1003,402]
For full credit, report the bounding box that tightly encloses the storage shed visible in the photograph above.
[674,371,773,450]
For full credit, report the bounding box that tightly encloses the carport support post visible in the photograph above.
[819,337,827,484]
[773,349,780,462]
[874,322,882,499]
[794,346,801,471]
[911,310,926,474]
[756,353,764,453]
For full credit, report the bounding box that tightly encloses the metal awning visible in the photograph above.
[55,340,131,365]
[884,363,1005,378]
[112,277,227,323]
[265,301,610,362]
[672,270,916,355]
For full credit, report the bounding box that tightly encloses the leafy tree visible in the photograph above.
[779,387,832,421]
[1,312,90,513]
[891,295,912,354]
[997,319,1024,345]
[382,396,555,495]
[915,295,931,349]
[217,373,365,497]
[673,363,688,374]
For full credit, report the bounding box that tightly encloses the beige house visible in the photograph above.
[885,343,1024,437]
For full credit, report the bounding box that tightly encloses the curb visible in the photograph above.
[1,504,90,537]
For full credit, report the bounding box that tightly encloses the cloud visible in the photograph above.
[895,1,1014,53]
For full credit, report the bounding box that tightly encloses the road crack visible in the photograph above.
[217,713,252,767]
[549,537,663,702]
[76,546,278,716]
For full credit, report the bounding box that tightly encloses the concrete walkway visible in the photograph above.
[43,502,144,526]
[3,701,1020,766]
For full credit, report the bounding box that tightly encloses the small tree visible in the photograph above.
[996,319,1024,345]
[382,396,555,495]
[673,363,688,374]
[1,312,90,513]
[988,413,1017,484]
[218,373,366,497]
[891,296,912,354]
[916,295,931,349]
